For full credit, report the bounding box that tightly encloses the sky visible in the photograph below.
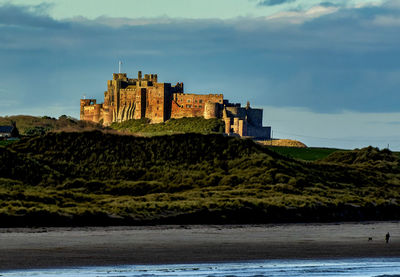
[0,0,399,149]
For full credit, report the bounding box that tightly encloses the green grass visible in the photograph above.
[0,140,16,147]
[266,146,344,161]
[110,117,225,136]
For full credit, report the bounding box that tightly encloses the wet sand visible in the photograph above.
[0,222,399,270]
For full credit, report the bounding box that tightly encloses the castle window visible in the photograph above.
[186,104,192,108]
[157,100,160,104]
[194,105,197,108]
[187,99,191,103]
[199,105,202,108]
[195,100,198,103]
[199,99,203,103]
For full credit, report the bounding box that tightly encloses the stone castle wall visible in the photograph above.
[80,71,271,139]
[171,93,223,119]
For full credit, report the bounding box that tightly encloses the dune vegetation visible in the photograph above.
[0,131,399,226]
[110,117,225,136]
[0,115,225,138]
[0,115,105,136]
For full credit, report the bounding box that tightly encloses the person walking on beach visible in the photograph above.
[386,232,390,243]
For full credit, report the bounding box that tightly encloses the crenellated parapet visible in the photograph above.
[80,71,271,139]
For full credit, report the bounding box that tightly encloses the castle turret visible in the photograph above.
[93,104,101,122]
[204,102,218,119]
[80,99,93,120]
[102,108,113,126]
[222,107,228,119]
[224,117,231,134]
[238,118,247,137]
[233,117,239,134]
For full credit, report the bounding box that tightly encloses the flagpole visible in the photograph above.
[119,61,122,73]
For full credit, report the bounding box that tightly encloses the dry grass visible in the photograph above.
[258,139,307,148]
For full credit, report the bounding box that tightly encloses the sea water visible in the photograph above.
[2,258,400,277]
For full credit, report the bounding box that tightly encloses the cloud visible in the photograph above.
[258,0,296,6]
[354,1,385,9]
[319,2,341,7]
[386,0,400,8]
[0,2,400,123]
[0,3,66,28]
[373,15,400,26]
[266,5,339,23]
[69,15,177,28]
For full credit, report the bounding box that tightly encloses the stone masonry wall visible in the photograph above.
[80,72,271,139]
[171,93,223,119]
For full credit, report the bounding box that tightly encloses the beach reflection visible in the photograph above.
[2,258,400,277]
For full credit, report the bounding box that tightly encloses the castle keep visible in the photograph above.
[80,71,271,139]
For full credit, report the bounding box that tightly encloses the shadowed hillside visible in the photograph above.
[0,115,224,137]
[321,146,397,165]
[0,131,400,226]
[0,115,105,136]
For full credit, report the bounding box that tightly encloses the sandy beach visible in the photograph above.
[0,222,399,270]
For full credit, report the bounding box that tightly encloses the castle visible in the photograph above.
[80,71,271,139]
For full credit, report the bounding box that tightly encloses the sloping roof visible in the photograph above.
[0,126,13,133]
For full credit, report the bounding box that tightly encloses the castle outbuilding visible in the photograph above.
[80,71,271,139]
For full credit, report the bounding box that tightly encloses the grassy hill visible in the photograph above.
[266,146,343,161]
[0,115,224,138]
[258,139,307,148]
[0,131,399,226]
[0,115,105,136]
[110,117,225,136]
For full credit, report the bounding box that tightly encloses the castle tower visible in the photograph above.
[222,106,228,119]
[80,99,95,120]
[238,118,247,137]
[224,117,231,134]
[80,99,88,119]
[93,104,101,122]
[102,108,113,126]
[204,102,218,119]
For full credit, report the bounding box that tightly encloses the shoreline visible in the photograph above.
[0,222,399,270]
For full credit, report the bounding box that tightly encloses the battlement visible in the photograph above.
[80,71,271,139]
[112,73,128,80]
[173,93,223,97]
[80,99,97,105]
[113,71,158,82]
